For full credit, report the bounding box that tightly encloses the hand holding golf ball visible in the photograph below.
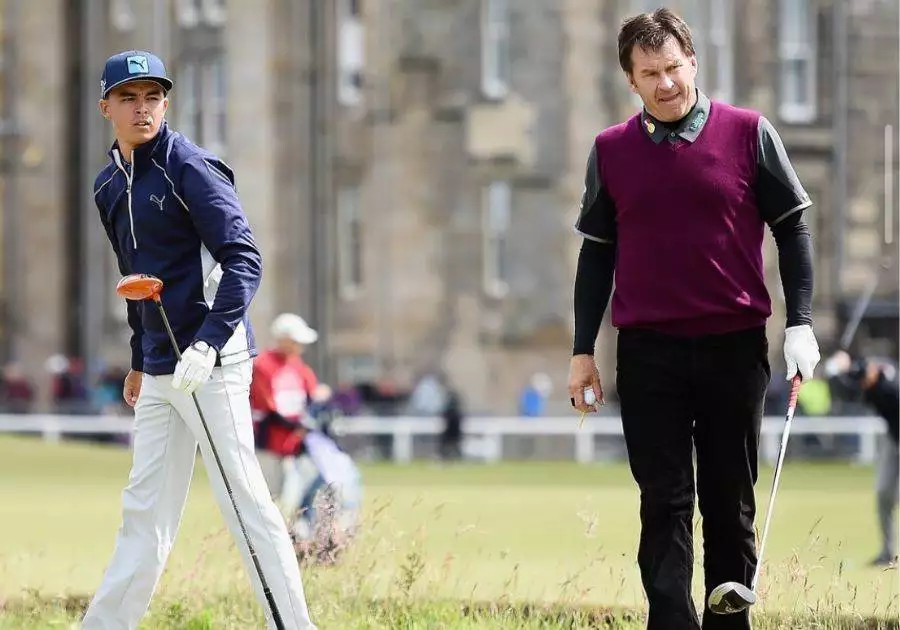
[576,387,605,428]
[568,354,604,414]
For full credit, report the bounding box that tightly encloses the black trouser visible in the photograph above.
[616,326,770,630]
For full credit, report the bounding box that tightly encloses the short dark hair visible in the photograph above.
[618,7,696,74]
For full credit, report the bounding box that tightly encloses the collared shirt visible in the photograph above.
[640,89,712,145]
[572,90,812,337]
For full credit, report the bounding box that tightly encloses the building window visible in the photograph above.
[705,0,734,102]
[778,0,817,123]
[481,0,510,100]
[201,55,227,157]
[178,0,225,28]
[337,185,364,298]
[176,55,227,156]
[109,0,136,31]
[176,0,201,28]
[201,0,226,26]
[175,60,200,142]
[338,0,364,106]
[483,181,510,297]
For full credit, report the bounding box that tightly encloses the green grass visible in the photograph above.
[0,435,895,628]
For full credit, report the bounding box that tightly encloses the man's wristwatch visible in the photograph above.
[191,340,212,355]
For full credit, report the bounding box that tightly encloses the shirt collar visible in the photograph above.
[640,90,710,144]
[107,121,171,164]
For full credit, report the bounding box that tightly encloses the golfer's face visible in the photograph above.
[628,36,697,122]
[100,81,169,150]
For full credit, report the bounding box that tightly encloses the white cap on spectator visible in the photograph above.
[270,313,318,345]
[45,354,69,375]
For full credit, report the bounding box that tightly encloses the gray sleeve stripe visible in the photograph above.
[94,173,115,197]
[573,226,613,244]
[769,200,813,226]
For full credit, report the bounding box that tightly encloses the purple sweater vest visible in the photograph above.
[596,102,770,336]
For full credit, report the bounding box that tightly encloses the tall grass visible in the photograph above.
[0,442,893,629]
[2,491,895,629]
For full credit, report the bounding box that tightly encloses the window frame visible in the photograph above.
[336,184,364,300]
[482,181,511,298]
[778,0,818,123]
[109,0,136,32]
[337,0,365,106]
[481,0,511,100]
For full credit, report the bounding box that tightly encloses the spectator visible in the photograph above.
[308,383,340,440]
[0,363,35,413]
[825,349,899,567]
[332,382,363,417]
[46,354,90,414]
[519,372,553,417]
[407,371,448,417]
[93,366,131,416]
[250,313,320,514]
[440,384,464,461]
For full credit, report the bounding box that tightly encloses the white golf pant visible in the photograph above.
[81,361,316,630]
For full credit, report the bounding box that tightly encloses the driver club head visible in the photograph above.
[707,581,756,615]
[116,274,164,302]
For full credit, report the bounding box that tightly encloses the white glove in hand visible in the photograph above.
[783,325,820,381]
[172,341,217,394]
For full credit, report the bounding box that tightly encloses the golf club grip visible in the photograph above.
[787,375,801,413]
[155,302,286,629]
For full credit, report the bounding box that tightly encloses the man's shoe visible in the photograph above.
[869,552,897,567]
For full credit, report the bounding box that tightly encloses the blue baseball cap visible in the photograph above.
[100,50,174,99]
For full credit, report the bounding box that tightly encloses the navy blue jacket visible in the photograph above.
[94,122,262,375]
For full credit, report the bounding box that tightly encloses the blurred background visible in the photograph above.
[0,0,896,428]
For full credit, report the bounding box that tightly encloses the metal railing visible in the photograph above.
[0,413,886,465]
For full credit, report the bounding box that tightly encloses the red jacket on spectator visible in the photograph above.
[250,349,318,456]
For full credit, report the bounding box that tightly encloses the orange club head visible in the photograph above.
[116,274,164,302]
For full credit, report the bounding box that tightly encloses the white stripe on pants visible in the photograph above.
[81,361,316,630]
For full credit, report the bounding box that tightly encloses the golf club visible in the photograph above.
[839,257,891,351]
[707,374,802,615]
[115,274,286,630]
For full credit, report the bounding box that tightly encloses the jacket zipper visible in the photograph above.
[126,150,136,249]
[112,149,138,249]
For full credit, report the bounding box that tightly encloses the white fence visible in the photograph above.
[0,413,886,465]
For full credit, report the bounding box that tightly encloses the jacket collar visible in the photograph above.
[640,89,710,144]
[107,121,172,166]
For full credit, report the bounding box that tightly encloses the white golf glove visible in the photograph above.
[783,324,820,381]
[172,340,217,394]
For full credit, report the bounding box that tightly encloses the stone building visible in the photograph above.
[0,0,896,413]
